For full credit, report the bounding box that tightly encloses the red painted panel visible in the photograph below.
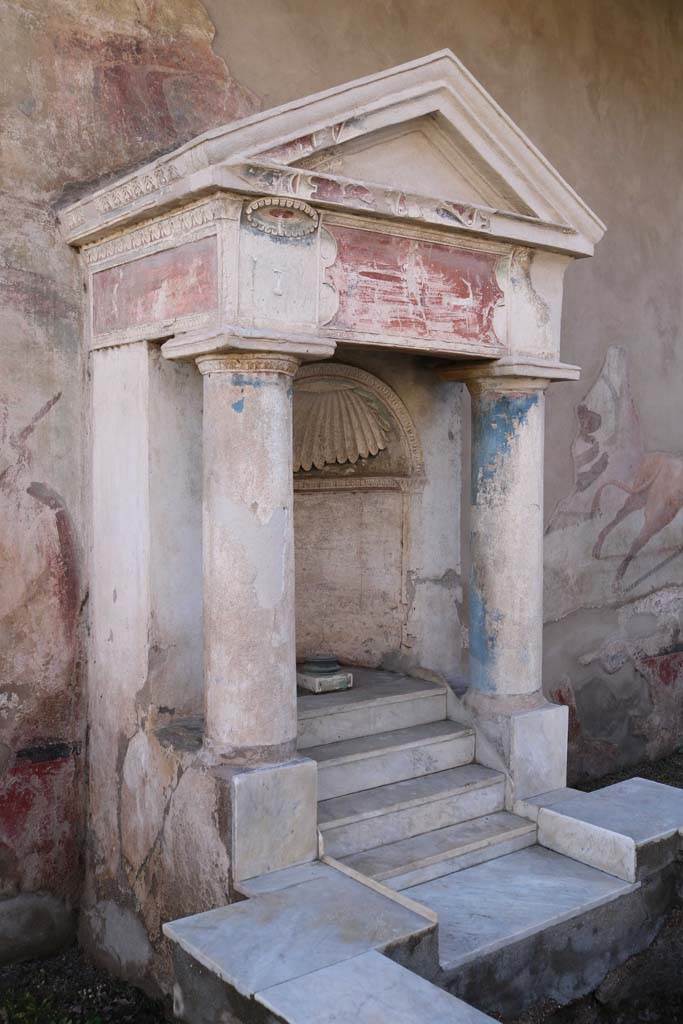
[93,236,217,334]
[641,652,683,688]
[326,225,503,345]
[0,751,81,897]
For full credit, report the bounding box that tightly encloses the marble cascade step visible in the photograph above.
[297,668,447,750]
[320,764,505,859]
[166,863,439,1019]
[257,949,497,1024]
[339,811,537,890]
[309,720,475,800]
[403,846,638,981]
[166,862,499,1024]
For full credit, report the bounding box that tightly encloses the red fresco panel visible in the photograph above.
[325,224,504,345]
[92,236,218,334]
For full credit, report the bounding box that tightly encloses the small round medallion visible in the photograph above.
[245,196,319,238]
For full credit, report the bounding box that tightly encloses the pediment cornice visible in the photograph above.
[60,51,605,257]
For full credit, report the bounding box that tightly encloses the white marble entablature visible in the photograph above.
[64,50,605,366]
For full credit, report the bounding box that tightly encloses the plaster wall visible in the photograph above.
[0,0,256,962]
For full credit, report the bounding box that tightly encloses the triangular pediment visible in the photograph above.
[223,49,604,249]
[62,50,605,254]
[288,114,533,215]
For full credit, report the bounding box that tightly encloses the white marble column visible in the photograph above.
[197,352,300,763]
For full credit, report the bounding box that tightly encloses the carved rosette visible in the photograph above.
[245,196,319,238]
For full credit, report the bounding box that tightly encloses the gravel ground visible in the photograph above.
[0,949,166,1023]
[575,748,683,792]
[1,750,681,1024]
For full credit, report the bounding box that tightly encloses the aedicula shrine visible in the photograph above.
[58,51,683,1024]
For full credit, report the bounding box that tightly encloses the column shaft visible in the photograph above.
[468,378,546,701]
[198,352,299,762]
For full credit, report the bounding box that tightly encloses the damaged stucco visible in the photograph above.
[546,346,683,779]
[0,0,256,967]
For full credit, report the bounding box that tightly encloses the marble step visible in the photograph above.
[537,777,683,881]
[165,864,438,1014]
[402,846,637,979]
[320,764,505,859]
[298,668,447,750]
[340,811,537,890]
[309,721,475,800]
[257,948,497,1024]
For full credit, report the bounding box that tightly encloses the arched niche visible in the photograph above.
[293,362,424,667]
[293,362,424,490]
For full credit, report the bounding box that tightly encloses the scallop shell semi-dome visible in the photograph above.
[293,380,388,472]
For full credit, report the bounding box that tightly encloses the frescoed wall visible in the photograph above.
[0,0,257,960]
[545,347,682,778]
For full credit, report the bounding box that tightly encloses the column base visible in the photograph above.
[201,736,298,766]
[214,757,318,883]
[463,689,568,808]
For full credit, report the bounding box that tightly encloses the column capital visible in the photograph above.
[196,352,300,377]
[161,324,336,364]
[438,355,580,391]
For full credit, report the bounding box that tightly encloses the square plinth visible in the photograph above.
[297,670,354,694]
[229,758,318,882]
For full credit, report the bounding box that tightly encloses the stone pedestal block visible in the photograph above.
[222,758,319,882]
[464,695,568,807]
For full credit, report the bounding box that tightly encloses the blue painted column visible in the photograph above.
[467,377,547,702]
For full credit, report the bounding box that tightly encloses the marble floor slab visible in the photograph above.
[257,949,496,1024]
[164,870,433,998]
[537,778,683,880]
[404,846,636,971]
[538,777,683,843]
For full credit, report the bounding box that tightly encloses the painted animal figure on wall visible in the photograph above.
[592,451,683,583]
